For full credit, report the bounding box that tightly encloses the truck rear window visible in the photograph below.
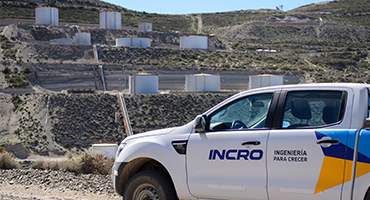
[282,91,346,128]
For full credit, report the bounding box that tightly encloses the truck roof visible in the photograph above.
[246,82,370,93]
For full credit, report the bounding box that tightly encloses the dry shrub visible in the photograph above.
[91,154,114,175]
[31,160,60,171]
[0,151,20,169]
[30,150,114,175]
[78,151,95,174]
[76,150,114,175]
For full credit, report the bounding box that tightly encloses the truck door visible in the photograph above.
[187,92,276,200]
[267,90,349,200]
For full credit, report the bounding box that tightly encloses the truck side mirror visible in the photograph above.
[194,115,209,133]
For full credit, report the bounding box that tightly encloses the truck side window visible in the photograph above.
[282,91,345,128]
[209,93,273,131]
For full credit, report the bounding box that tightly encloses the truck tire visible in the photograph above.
[123,170,178,200]
[365,187,370,200]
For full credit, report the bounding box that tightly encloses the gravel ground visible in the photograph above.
[0,169,121,200]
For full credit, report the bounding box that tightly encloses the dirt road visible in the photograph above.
[0,169,121,200]
[0,183,121,200]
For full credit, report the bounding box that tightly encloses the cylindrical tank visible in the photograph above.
[35,6,59,25]
[116,37,151,48]
[91,143,118,158]
[138,22,152,31]
[129,72,158,94]
[99,10,121,29]
[185,73,220,92]
[180,35,208,49]
[50,38,72,45]
[75,32,91,45]
[116,38,132,47]
[249,74,283,89]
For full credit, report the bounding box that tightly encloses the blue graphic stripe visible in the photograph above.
[315,130,370,164]
[315,131,347,160]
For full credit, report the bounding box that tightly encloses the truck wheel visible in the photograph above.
[123,170,178,200]
[365,187,370,200]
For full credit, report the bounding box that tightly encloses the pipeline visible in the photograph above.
[73,25,81,33]
[117,93,133,136]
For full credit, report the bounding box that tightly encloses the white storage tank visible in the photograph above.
[116,37,151,48]
[249,74,283,89]
[50,38,72,45]
[138,22,152,31]
[91,143,118,158]
[129,72,158,94]
[180,35,208,49]
[116,38,131,47]
[75,32,91,45]
[99,10,121,29]
[185,73,220,92]
[35,5,59,25]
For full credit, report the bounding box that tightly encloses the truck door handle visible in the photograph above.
[242,141,261,146]
[317,139,339,145]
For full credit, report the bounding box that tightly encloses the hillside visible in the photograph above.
[2,0,370,32]
[1,0,370,157]
[293,0,370,26]
[0,23,369,88]
[0,92,233,155]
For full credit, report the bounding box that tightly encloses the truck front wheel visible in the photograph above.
[123,170,178,200]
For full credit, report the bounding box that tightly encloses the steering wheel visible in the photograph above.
[231,120,247,129]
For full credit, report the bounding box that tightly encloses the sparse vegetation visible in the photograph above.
[2,66,29,87]
[2,48,17,60]
[0,35,11,43]
[295,0,370,26]
[0,147,20,169]
[31,150,114,175]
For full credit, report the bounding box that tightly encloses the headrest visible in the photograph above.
[291,98,311,120]
[323,106,339,124]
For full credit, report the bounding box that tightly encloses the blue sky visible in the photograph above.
[102,0,331,14]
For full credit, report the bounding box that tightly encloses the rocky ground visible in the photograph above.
[0,169,121,200]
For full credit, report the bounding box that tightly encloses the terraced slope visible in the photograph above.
[1,92,234,154]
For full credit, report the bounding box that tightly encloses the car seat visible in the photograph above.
[288,98,311,128]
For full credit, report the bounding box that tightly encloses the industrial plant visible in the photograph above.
[21,3,233,95]
[2,1,370,199]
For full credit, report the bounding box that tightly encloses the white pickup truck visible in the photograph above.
[112,83,370,200]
